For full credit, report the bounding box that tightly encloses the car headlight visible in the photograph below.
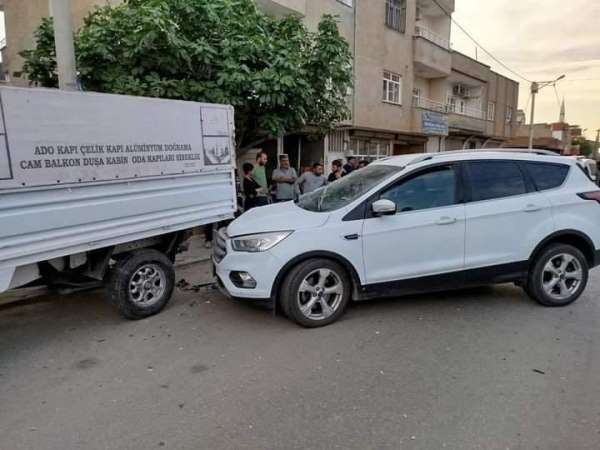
[231,231,292,253]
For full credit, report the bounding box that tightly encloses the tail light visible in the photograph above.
[578,191,600,204]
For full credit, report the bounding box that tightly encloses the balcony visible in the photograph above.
[413,95,487,135]
[412,95,447,113]
[255,0,305,16]
[413,26,451,78]
[412,96,449,136]
[447,104,486,134]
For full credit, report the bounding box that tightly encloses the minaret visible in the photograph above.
[559,98,566,123]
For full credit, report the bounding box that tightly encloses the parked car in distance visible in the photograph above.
[214,150,600,327]
[570,156,598,185]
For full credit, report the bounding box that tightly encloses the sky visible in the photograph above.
[451,0,600,140]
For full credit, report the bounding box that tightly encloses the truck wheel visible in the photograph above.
[280,258,351,328]
[106,249,175,320]
[525,244,588,307]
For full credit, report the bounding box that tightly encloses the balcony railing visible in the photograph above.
[415,25,450,50]
[412,95,447,113]
[447,102,485,120]
[413,95,485,120]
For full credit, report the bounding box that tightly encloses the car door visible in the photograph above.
[463,160,554,271]
[362,164,466,285]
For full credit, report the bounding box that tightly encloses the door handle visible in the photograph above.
[523,204,542,212]
[436,216,457,225]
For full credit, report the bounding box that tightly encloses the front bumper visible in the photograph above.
[212,231,284,300]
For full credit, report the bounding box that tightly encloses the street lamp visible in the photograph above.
[528,74,566,149]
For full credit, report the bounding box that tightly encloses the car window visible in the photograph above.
[296,164,402,212]
[468,161,527,202]
[524,162,570,191]
[380,166,456,213]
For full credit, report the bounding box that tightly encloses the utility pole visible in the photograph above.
[594,129,600,161]
[50,0,77,90]
[528,75,566,149]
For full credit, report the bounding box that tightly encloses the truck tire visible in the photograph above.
[280,258,351,328]
[525,243,588,307]
[106,249,175,320]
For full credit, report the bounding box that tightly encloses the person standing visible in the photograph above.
[271,154,298,202]
[328,159,343,183]
[242,162,261,211]
[296,162,327,195]
[343,156,358,176]
[252,150,269,207]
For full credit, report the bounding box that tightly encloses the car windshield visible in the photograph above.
[296,164,402,212]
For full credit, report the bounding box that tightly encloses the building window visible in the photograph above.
[385,0,407,33]
[348,139,391,162]
[487,101,496,121]
[383,71,402,105]
[506,106,513,123]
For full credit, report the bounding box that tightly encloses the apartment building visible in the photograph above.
[443,51,519,151]
[259,0,519,169]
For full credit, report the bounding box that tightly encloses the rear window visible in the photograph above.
[467,161,527,202]
[524,162,569,191]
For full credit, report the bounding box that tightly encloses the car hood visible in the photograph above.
[227,201,330,237]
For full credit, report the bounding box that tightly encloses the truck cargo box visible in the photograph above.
[0,87,237,318]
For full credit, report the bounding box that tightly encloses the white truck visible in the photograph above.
[0,87,237,318]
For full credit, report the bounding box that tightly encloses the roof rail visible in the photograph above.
[407,148,560,166]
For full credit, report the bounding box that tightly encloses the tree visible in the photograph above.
[18,0,353,151]
[575,138,594,157]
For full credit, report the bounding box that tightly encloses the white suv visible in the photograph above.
[214,150,600,327]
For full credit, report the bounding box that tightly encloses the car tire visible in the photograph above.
[105,249,175,320]
[280,258,352,328]
[526,243,588,307]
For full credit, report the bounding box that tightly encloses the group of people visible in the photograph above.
[204,151,371,248]
[241,151,370,210]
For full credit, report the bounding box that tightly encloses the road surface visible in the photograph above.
[1,261,599,449]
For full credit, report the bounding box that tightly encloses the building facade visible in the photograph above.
[1,0,519,171]
[256,0,519,170]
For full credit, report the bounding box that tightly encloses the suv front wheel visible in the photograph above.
[280,258,352,328]
[526,243,589,307]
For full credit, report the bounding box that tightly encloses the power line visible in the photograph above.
[431,0,532,83]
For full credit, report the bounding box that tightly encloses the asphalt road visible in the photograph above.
[1,261,600,450]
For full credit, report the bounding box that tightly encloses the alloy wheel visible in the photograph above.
[129,264,166,306]
[297,268,344,321]
[541,253,583,301]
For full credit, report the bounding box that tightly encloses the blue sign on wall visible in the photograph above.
[422,111,449,136]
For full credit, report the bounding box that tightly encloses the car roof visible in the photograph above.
[371,149,576,168]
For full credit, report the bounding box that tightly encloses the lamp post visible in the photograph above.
[49,0,77,91]
[528,74,566,149]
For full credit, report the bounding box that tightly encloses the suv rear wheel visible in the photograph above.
[280,258,352,328]
[526,243,588,307]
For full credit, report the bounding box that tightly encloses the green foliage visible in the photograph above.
[574,138,594,157]
[19,0,353,149]
[17,17,58,88]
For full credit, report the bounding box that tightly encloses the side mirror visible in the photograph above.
[372,199,397,217]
